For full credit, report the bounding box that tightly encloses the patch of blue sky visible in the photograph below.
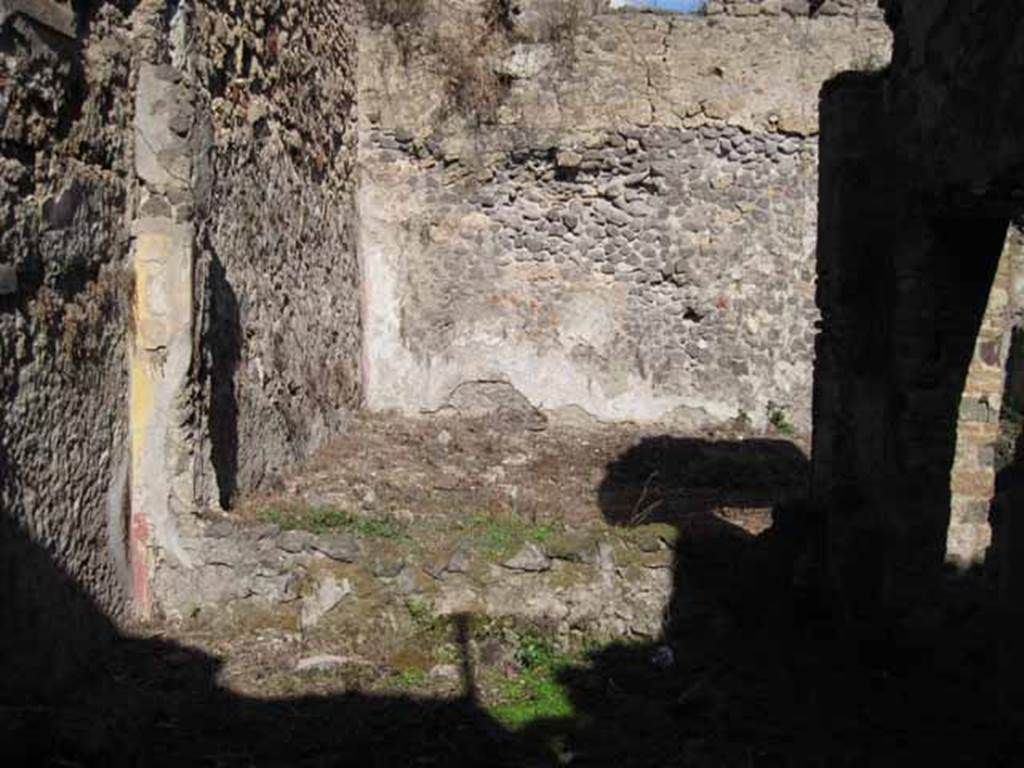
[610,0,707,12]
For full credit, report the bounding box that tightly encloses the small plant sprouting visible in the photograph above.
[489,632,575,727]
[354,515,406,540]
[392,667,429,689]
[366,0,584,127]
[516,634,559,671]
[259,503,352,534]
[466,514,554,561]
[766,400,795,436]
[405,598,436,632]
[735,407,753,431]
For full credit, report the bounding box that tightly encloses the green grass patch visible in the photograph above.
[488,634,576,728]
[405,598,437,632]
[516,634,562,670]
[353,515,406,540]
[257,502,407,539]
[492,672,574,728]
[464,514,555,560]
[392,667,429,689]
[258,503,352,534]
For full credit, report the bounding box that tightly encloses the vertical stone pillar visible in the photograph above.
[129,62,196,618]
[812,72,901,607]
[947,234,1015,567]
[813,71,1011,608]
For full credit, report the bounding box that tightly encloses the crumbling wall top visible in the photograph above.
[360,4,892,145]
[706,0,881,19]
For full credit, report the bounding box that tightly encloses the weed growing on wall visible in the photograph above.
[364,0,585,126]
[516,0,587,44]
[735,407,753,432]
[439,36,514,126]
[766,400,795,436]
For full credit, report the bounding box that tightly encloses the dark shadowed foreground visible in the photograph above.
[4,434,1024,767]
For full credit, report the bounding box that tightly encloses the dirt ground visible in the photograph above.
[235,411,810,538]
[160,412,813,735]
[12,415,1024,767]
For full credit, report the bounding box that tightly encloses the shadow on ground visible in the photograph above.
[1,505,543,767]
[527,438,1024,766]
[5,436,1024,766]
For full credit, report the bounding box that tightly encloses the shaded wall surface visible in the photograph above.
[812,0,1024,605]
[191,0,362,508]
[359,2,890,432]
[143,0,363,615]
[1,0,364,690]
[0,0,148,697]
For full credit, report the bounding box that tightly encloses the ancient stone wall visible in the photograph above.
[0,0,365,681]
[706,0,881,18]
[0,0,149,697]
[140,0,364,618]
[190,0,362,508]
[152,515,676,648]
[812,0,1024,605]
[358,4,891,431]
[947,231,1023,567]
